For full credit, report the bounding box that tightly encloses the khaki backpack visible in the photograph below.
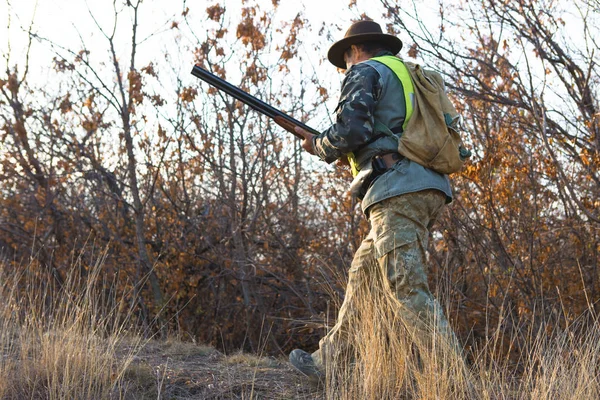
[371,56,471,174]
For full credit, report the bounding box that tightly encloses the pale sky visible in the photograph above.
[2,0,594,170]
[1,0,394,72]
[0,0,409,158]
[1,0,399,129]
[6,0,589,132]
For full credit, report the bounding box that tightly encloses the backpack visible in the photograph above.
[370,56,471,174]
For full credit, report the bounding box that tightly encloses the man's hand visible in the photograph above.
[294,126,316,155]
[295,126,349,169]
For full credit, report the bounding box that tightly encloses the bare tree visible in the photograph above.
[377,0,600,346]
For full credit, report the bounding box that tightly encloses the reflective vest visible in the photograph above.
[347,56,415,177]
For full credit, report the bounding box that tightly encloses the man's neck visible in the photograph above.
[346,49,395,69]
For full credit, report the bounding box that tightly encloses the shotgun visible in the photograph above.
[190,65,320,139]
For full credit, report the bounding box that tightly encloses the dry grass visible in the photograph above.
[2,250,600,399]
[0,250,145,399]
[318,260,600,400]
[161,338,216,360]
[319,261,474,399]
[224,351,278,368]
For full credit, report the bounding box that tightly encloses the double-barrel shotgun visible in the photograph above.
[190,65,320,139]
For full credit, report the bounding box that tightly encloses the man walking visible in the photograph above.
[289,20,459,381]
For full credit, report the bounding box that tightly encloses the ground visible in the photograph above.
[122,339,323,399]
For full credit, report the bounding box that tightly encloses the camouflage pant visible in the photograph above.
[312,189,457,369]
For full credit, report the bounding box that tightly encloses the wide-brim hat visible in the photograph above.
[327,20,403,69]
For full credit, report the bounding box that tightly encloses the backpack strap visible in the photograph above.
[348,56,415,177]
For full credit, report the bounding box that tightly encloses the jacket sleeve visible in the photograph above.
[313,63,382,163]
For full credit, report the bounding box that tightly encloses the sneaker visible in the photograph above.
[289,349,324,382]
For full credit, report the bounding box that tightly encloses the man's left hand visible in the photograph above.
[294,126,316,155]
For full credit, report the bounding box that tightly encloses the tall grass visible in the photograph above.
[0,249,145,399]
[320,260,600,399]
[3,246,599,399]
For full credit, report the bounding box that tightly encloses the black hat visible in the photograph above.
[327,20,403,69]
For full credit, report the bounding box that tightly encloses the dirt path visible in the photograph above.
[124,340,323,399]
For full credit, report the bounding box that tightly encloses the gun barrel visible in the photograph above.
[191,65,320,138]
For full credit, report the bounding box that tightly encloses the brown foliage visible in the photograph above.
[1,0,598,369]
[236,8,267,51]
[379,0,600,364]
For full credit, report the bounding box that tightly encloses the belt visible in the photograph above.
[355,153,404,200]
[376,152,404,169]
[356,153,404,200]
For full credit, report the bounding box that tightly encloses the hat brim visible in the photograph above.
[327,33,403,69]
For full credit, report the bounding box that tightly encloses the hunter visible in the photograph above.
[289,20,460,381]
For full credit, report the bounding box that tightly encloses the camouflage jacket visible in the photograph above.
[313,62,384,163]
[313,52,453,213]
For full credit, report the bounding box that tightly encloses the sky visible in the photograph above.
[2,0,595,175]
[1,0,400,130]
[0,0,414,170]
[1,0,391,71]
[7,0,590,131]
